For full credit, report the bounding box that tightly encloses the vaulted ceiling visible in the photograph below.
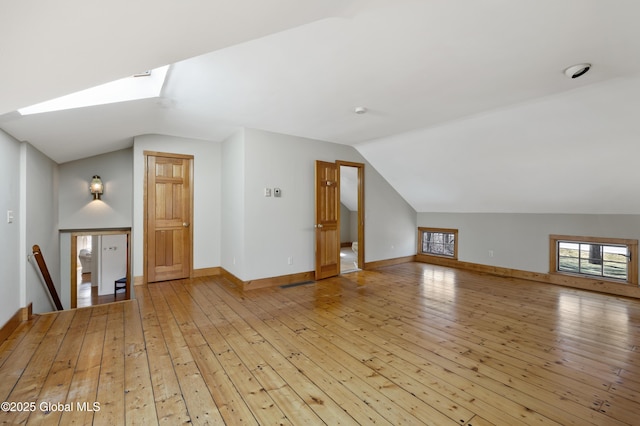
[2,1,640,213]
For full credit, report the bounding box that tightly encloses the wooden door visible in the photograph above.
[146,153,193,283]
[315,160,340,280]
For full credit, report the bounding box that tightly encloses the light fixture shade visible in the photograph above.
[90,175,104,200]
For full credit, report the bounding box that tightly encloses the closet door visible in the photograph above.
[146,153,193,283]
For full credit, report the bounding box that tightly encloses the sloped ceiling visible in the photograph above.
[2,1,640,213]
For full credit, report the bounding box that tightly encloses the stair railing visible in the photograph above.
[32,245,63,311]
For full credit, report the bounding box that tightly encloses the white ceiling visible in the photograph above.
[2,1,640,213]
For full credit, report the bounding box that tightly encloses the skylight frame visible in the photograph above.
[18,65,169,116]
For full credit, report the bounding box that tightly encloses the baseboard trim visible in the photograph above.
[220,269,245,289]
[221,269,315,291]
[0,303,33,345]
[218,256,417,292]
[193,267,221,278]
[135,267,222,286]
[416,254,640,299]
[244,271,316,291]
[365,255,416,270]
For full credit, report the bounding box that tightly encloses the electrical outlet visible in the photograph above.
[264,188,272,197]
[288,256,293,265]
[489,250,494,257]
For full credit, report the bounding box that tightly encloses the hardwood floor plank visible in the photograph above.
[3,310,76,425]
[269,276,614,425]
[171,283,261,425]
[332,276,629,425]
[1,262,639,425]
[340,271,637,406]
[189,282,360,425]
[94,303,126,425]
[168,282,297,425]
[254,288,471,425]
[147,283,225,424]
[205,282,394,425]
[123,300,159,425]
[25,308,92,425]
[136,285,190,424]
[190,344,259,425]
[0,317,38,368]
[465,415,497,426]
[180,279,325,425]
[194,287,359,424]
[59,305,109,425]
[0,313,56,402]
[323,278,623,422]
[259,285,531,426]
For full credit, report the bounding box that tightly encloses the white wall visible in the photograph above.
[363,160,416,262]
[58,148,133,230]
[124,129,415,284]
[221,129,246,278]
[133,134,222,278]
[418,212,640,279]
[349,210,358,243]
[240,128,416,281]
[98,234,127,295]
[0,130,22,325]
[24,143,60,314]
[0,135,61,318]
[339,203,351,243]
[57,148,133,307]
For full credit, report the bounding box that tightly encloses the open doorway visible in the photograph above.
[71,230,130,308]
[338,161,364,274]
[314,160,364,280]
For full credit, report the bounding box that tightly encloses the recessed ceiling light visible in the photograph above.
[564,63,591,79]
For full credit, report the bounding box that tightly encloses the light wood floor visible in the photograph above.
[340,247,360,274]
[77,273,128,308]
[1,262,639,425]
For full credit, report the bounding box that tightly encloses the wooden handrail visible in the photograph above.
[32,245,63,311]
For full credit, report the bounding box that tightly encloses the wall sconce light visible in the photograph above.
[89,175,104,200]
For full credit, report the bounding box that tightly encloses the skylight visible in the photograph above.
[18,65,169,116]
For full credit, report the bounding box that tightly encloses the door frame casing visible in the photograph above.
[314,159,365,280]
[143,150,194,284]
[70,229,131,309]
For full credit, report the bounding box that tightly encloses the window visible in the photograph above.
[418,227,458,259]
[18,65,169,115]
[550,235,638,284]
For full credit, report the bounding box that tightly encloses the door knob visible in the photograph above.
[315,224,323,228]
[183,222,190,227]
